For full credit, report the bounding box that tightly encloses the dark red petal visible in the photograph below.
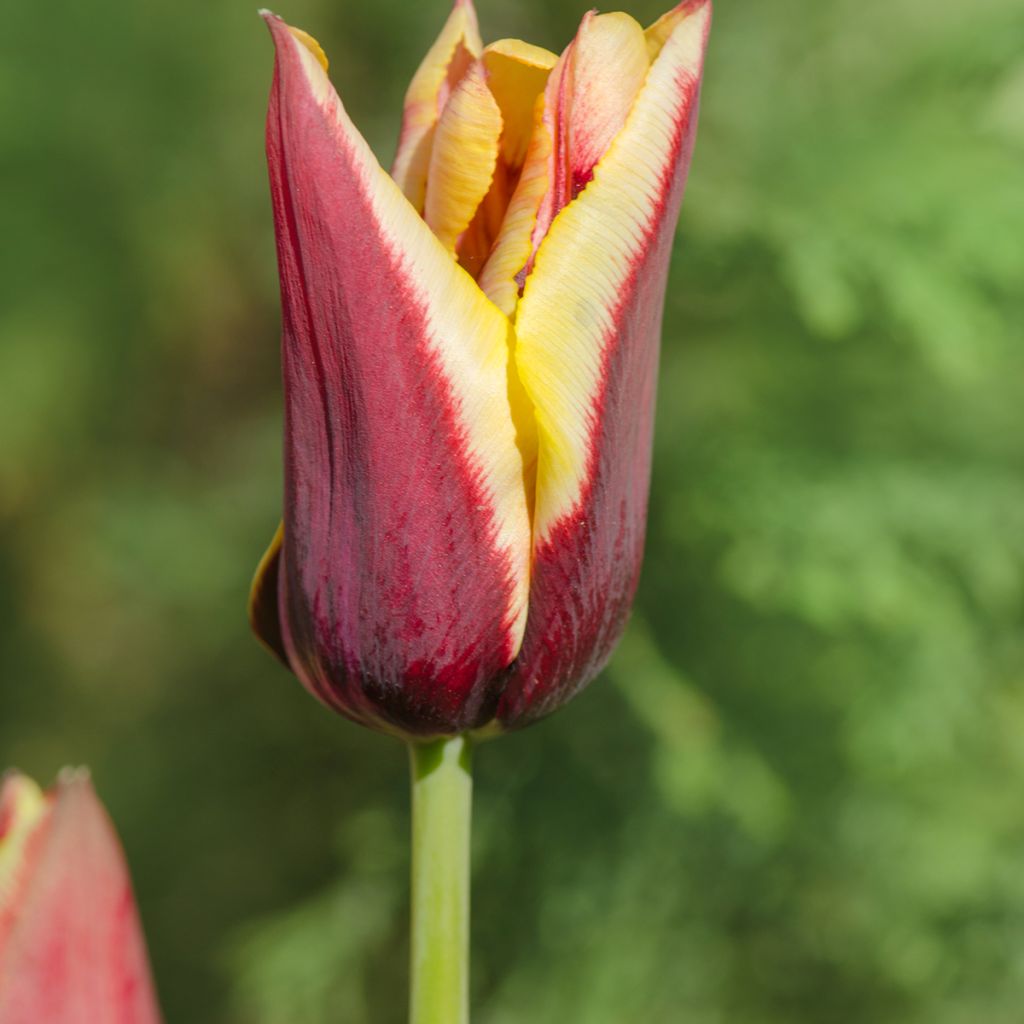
[263,17,531,736]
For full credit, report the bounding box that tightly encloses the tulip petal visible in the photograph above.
[497,0,712,727]
[476,90,552,316]
[645,0,709,59]
[563,12,651,196]
[535,12,651,254]
[391,0,482,213]
[262,16,532,735]
[248,521,287,666]
[455,41,557,282]
[478,12,650,316]
[0,772,162,1024]
[481,40,558,168]
[424,60,503,256]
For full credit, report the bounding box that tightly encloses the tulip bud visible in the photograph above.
[251,0,711,738]
[0,770,162,1024]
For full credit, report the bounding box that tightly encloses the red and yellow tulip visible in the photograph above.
[0,771,161,1023]
[251,0,712,737]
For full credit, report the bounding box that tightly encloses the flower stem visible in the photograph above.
[408,735,473,1024]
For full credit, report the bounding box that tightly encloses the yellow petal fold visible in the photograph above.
[460,40,557,291]
[425,60,503,256]
[391,0,482,213]
[476,91,552,316]
[481,39,557,167]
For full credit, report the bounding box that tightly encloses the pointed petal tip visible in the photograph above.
[667,0,712,14]
[688,0,712,23]
[453,0,481,36]
[52,768,100,818]
[646,0,712,62]
[260,9,285,36]
[654,0,713,29]
[260,13,330,71]
[56,765,92,788]
[675,0,713,29]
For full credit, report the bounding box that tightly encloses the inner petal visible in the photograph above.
[476,12,651,314]
[482,39,558,168]
[566,12,651,196]
[424,61,504,255]
[455,40,557,279]
[476,92,551,315]
[391,0,482,213]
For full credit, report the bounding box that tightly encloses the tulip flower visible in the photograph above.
[251,3,710,1021]
[0,770,162,1024]
[250,0,712,739]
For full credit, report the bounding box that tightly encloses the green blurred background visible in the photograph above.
[2,0,1023,1020]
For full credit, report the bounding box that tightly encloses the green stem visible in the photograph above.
[408,735,473,1024]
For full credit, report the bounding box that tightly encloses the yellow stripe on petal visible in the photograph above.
[391,0,482,213]
[425,61,503,255]
[515,3,711,542]
[287,27,328,71]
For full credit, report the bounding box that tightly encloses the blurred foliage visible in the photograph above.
[2,0,1023,1022]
